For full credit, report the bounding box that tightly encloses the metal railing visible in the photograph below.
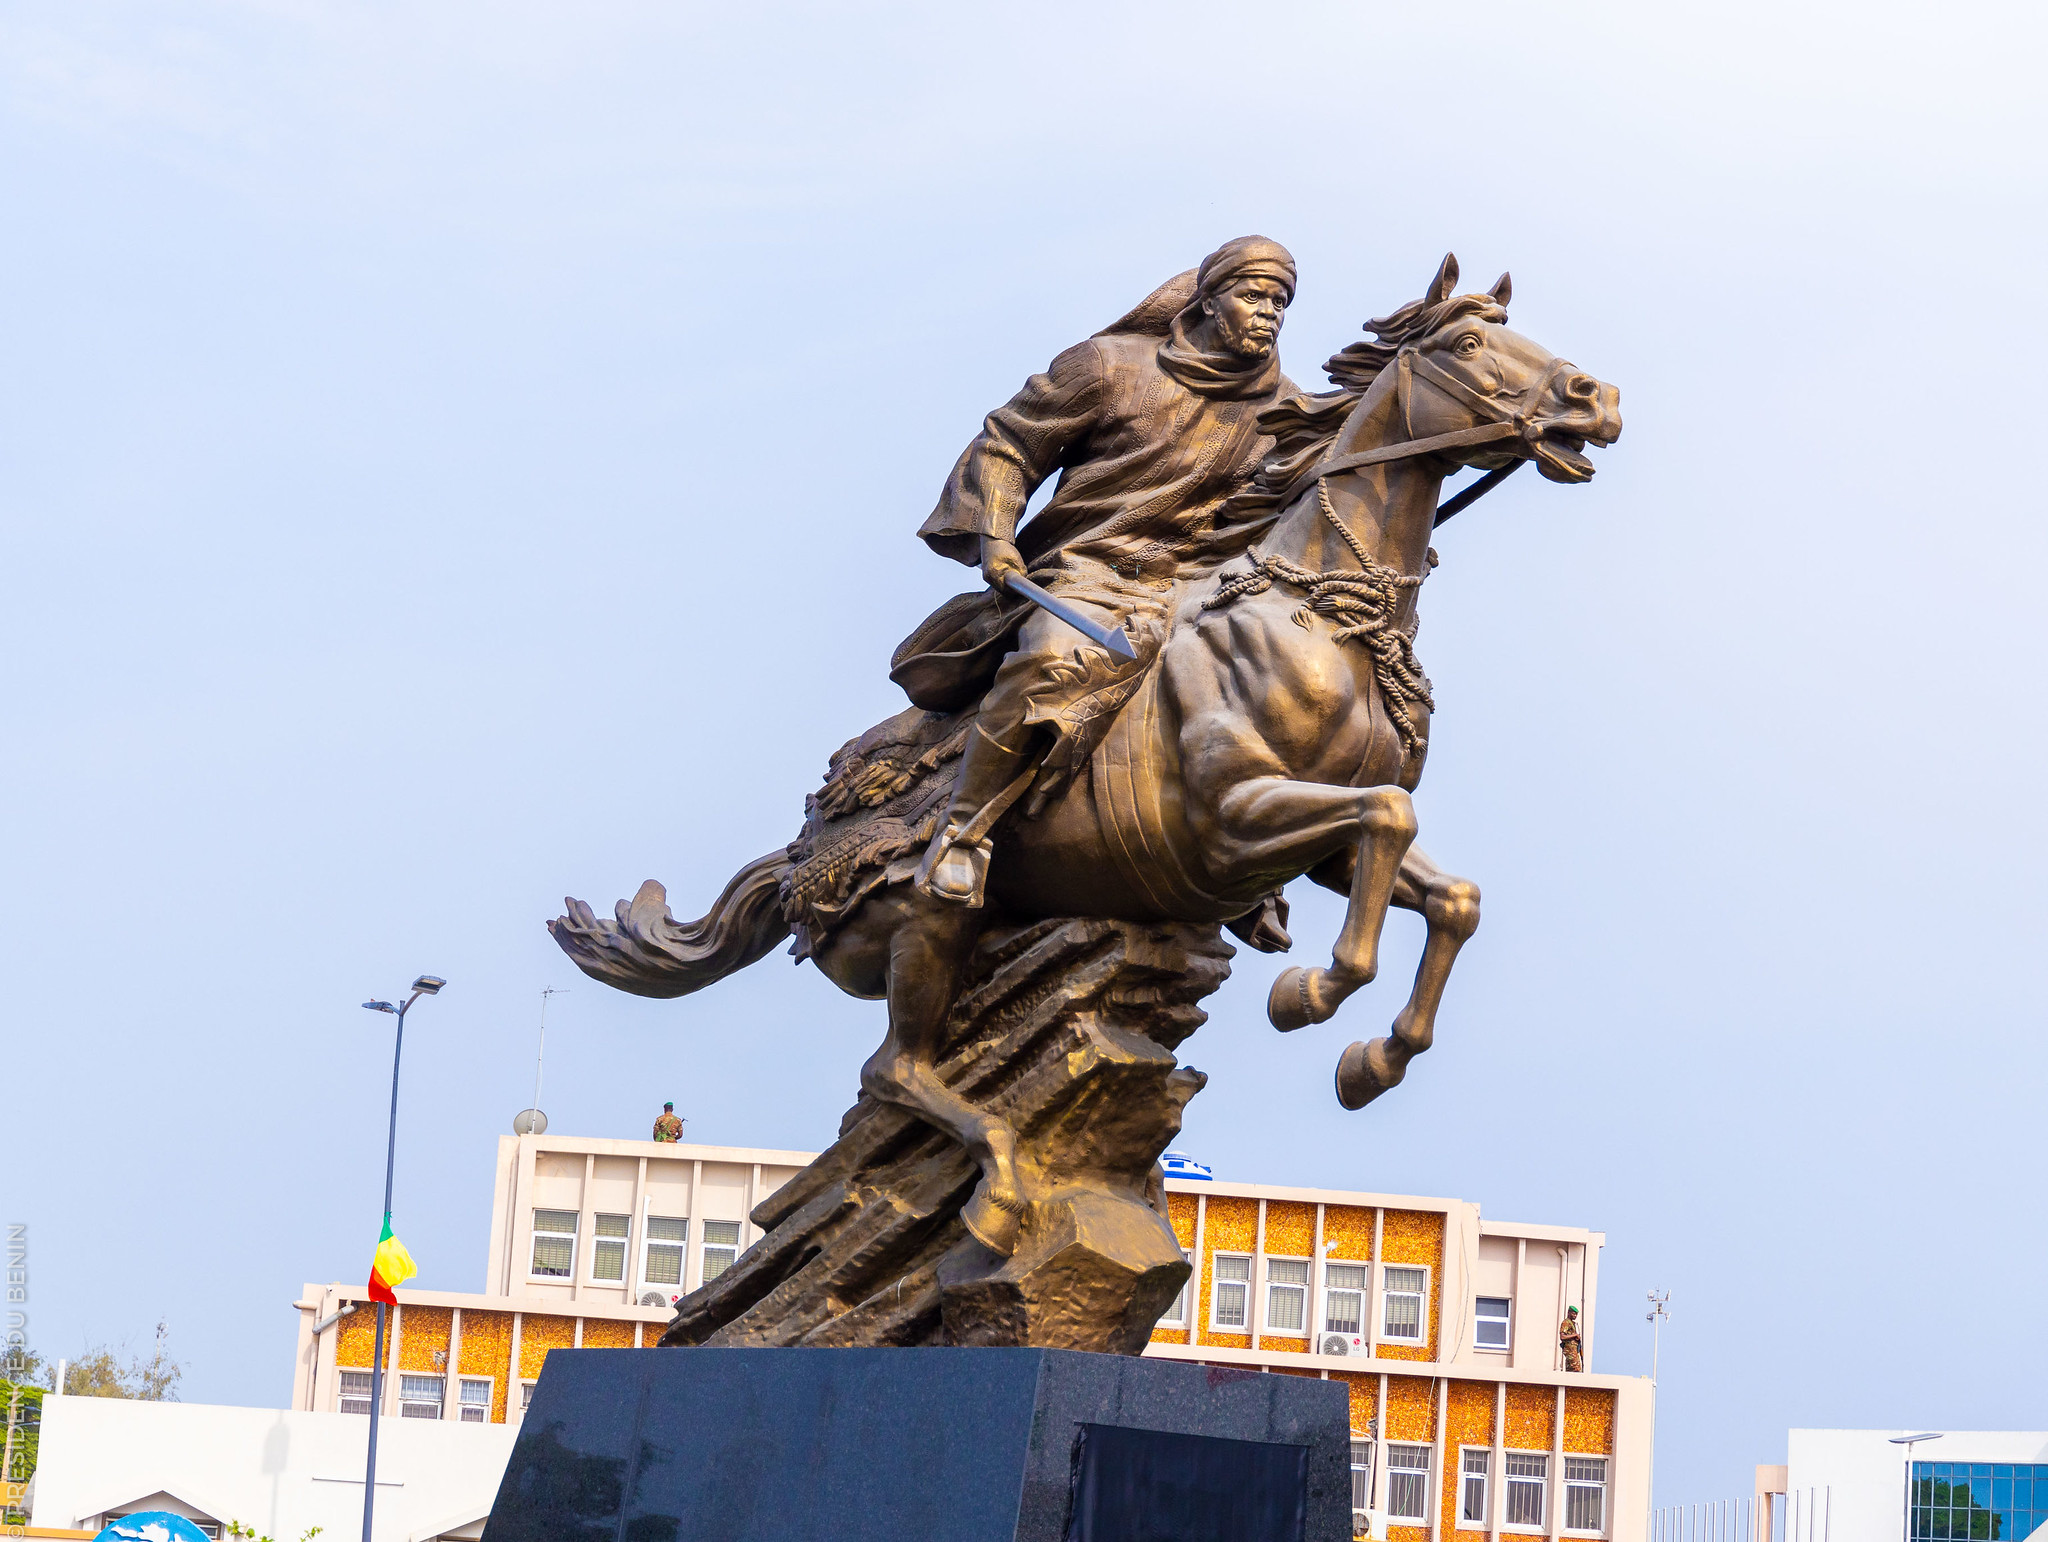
[1652,1487,1831,1542]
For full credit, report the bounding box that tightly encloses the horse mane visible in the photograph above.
[1222,289,1508,521]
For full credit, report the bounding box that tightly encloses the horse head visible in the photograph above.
[1326,253,1623,487]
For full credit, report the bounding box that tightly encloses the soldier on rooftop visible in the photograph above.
[652,1102,683,1142]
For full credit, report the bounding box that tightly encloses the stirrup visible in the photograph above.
[913,819,994,908]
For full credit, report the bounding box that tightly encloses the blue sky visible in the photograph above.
[3,0,2042,1509]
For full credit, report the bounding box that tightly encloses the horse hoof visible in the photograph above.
[1268,968,1316,1032]
[1335,1040,1391,1110]
[960,1182,1026,1257]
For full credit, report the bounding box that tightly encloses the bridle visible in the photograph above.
[1271,340,1578,526]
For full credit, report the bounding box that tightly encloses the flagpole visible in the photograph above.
[358,977,444,1542]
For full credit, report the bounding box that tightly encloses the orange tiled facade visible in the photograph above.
[294,1138,1650,1539]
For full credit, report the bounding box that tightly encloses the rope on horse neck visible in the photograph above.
[1201,479,1438,756]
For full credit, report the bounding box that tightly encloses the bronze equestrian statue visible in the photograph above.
[551,243,1621,1278]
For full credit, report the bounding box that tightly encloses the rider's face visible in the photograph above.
[1203,276,1289,359]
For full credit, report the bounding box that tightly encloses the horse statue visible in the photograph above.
[551,255,1621,1313]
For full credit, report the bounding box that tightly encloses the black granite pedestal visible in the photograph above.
[484,1347,1351,1542]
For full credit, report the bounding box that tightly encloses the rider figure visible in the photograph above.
[910,235,1300,906]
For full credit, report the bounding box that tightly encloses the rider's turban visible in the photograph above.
[1098,235,1298,338]
[1191,235,1297,307]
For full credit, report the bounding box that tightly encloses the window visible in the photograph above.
[591,1213,631,1281]
[644,1216,688,1288]
[1265,1257,1309,1333]
[339,1369,374,1414]
[1324,1263,1368,1336]
[1350,1439,1375,1513]
[1505,1452,1548,1527]
[1160,1251,1192,1325]
[1564,1456,1606,1532]
[1382,1266,1427,1342]
[1463,1449,1491,1525]
[458,1377,492,1423]
[399,1373,444,1418]
[1911,1461,2048,1542]
[701,1220,742,1281]
[531,1208,578,1277]
[1212,1253,1251,1328]
[519,1380,537,1410]
[1476,1295,1511,1350]
[1386,1444,1431,1520]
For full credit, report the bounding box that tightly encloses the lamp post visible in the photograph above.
[1644,1290,1668,1538]
[1889,1432,1942,1542]
[358,975,444,1542]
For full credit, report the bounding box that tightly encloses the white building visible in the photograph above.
[1657,1429,2048,1542]
[27,1396,516,1541]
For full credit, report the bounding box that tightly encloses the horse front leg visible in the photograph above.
[854,892,1027,1256]
[1200,776,1418,1031]
[1315,845,1482,1108]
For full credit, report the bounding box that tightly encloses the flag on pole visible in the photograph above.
[368,1214,417,1305]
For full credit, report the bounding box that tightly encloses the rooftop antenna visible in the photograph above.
[513,987,564,1136]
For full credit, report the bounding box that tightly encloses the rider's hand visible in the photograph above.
[980,536,1027,589]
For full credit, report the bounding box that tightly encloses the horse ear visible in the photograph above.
[1426,253,1459,305]
[1489,271,1512,307]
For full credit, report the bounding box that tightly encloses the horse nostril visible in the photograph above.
[1565,373,1598,400]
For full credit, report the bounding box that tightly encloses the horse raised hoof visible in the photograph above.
[960,1180,1028,1257]
[1335,1038,1402,1110]
[1268,966,1342,1032]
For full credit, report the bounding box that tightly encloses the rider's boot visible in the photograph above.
[913,723,1033,908]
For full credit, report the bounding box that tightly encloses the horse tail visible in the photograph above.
[548,852,793,999]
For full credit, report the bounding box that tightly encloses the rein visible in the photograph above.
[1201,342,1551,760]
[1270,344,1540,521]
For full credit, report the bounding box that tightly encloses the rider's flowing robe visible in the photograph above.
[917,327,1299,583]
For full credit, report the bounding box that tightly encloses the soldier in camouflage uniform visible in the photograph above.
[1559,1305,1585,1372]
[652,1102,684,1142]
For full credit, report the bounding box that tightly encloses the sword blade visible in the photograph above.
[1001,573,1138,661]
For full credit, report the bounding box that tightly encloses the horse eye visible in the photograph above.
[1456,334,1482,354]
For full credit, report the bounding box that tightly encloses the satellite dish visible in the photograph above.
[512,1108,549,1135]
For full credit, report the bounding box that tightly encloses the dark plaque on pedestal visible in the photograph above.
[483,1347,1351,1542]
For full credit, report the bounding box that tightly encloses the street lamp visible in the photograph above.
[358,975,445,1542]
[1890,1434,1942,1542]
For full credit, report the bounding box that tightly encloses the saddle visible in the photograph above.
[784,594,1174,955]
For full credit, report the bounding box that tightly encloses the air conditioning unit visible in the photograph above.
[1321,1334,1352,1356]
[640,1291,670,1307]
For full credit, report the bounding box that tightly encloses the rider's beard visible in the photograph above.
[1157,310,1285,400]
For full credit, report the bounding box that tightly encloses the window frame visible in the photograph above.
[518,1378,539,1414]
[1209,1251,1253,1331]
[1379,1262,1431,1344]
[1350,1438,1376,1516]
[1384,1442,1432,1522]
[528,1207,580,1280]
[1321,1261,1370,1341]
[457,1375,494,1424]
[589,1211,633,1284]
[700,1219,743,1283]
[1474,1294,1512,1351]
[642,1214,689,1293]
[398,1372,445,1419]
[338,1368,374,1415]
[1262,1253,1311,1337]
[1562,1453,1608,1536]
[1158,1249,1192,1326]
[1502,1448,1550,1532]
[1460,1446,1492,1528]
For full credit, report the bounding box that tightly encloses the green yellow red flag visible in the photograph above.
[368,1213,417,1304]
